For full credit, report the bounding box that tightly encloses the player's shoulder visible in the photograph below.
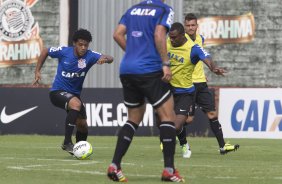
[184,34,196,46]
[138,0,173,10]
[157,0,173,9]
[49,46,68,52]
[191,44,203,54]
[48,46,72,56]
[85,50,102,61]
[157,1,173,13]
[125,0,173,20]
[198,34,205,43]
[87,50,102,56]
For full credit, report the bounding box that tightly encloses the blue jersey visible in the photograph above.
[48,46,101,95]
[119,0,174,74]
[190,45,210,64]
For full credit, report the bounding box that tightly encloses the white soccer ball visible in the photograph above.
[73,141,93,160]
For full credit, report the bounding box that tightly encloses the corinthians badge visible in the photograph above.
[0,0,43,67]
[0,0,34,41]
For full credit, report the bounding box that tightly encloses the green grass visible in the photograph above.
[0,135,281,184]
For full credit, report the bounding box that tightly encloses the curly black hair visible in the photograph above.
[72,28,92,42]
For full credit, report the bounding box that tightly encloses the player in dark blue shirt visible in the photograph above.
[33,29,113,155]
[107,0,184,182]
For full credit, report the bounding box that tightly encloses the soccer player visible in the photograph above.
[107,0,184,182]
[180,13,240,154]
[33,28,113,155]
[159,22,226,159]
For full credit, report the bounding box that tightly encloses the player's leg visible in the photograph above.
[75,119,88,142]
[207,111,239,154]
[197,83,239,154]
[49,91,81,154]
[65,96,82,141]
[111,105,144,168]
[75,102,88,142]
[206,111,225,148]
[181,88,198,154]
[195,83,225,147]
[176,116,191,158]
[156,96,184,182]
[174,93,194,158]
[144,72,184,182]
[108,75,144,182]
[108,105,144,182]
[156,95,176,168]
[157,112,190,157]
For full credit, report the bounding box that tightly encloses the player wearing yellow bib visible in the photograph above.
[179,13,239,154]
[158,22,226,158]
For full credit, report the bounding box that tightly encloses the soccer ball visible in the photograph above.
[73,141,93,160]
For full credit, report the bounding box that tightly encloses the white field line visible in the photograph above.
[0,146,111,149]
[7,167,282,180]
[213,176,237,179]
[182,164,226,168]
[2,157,280,171]
[0,157,248,168]
[22,161,103,167]
[7,167,160,178]
[3,156,282,180]
[0,157,78,162]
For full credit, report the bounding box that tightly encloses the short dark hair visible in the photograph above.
[170,22,185,35]
[72,28,92,42]
[185,13,198,22]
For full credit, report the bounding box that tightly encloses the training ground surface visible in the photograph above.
[0,135,281,184]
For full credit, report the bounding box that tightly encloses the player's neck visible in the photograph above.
[180,37,188,46]
[189,34,196,41]
[73,48,83,58]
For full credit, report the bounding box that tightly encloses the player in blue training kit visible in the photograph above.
[107,0,184,182]
[33,29,113,155]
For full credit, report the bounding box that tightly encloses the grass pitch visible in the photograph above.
[0,135,281,184]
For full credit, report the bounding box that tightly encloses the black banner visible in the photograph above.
[0,88,212,136]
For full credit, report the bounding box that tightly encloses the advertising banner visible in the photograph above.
[0,0,43,67]
[0,88,212,136]
[198,13,255,46]
[219,88,282,139]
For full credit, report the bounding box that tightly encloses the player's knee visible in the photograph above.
[186,116,194,124]
[207,111,217,119]
[155,97,175,122]
[174,123,182,132]
[156,109,176,122]
[155,112,161,128]
[68,97,82,110]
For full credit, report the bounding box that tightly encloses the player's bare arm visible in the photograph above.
[113,24,127,51]
[155,25,172,82]
[202,58,227,76]
[97,55,114,64]
[32,47,48,85]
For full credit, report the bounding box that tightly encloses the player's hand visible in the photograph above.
[162,65,172,82]
[213,67,227,76]
[97,55,113,64]
[32,72,41,86]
